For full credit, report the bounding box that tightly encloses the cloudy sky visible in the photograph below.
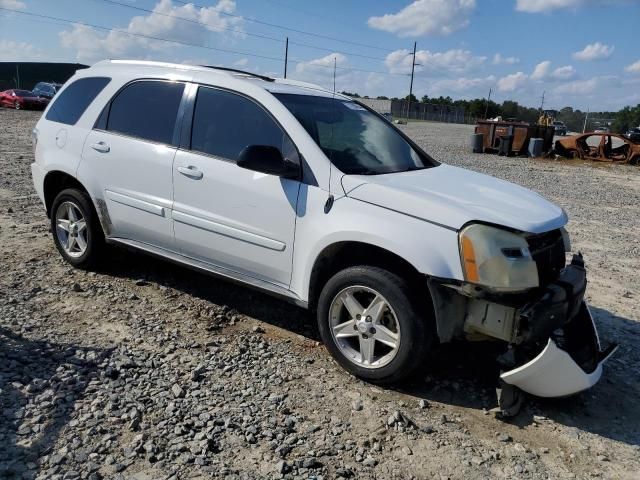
[0,0,638,110]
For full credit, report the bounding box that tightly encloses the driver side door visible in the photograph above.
[172,85,301,287]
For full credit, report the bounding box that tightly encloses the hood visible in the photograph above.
[341,164,567,234]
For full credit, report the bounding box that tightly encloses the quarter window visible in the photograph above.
[190,87,297,163]
[45,77,110,125]
[106,80,185,145]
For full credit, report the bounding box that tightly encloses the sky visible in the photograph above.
[0,0,638,111]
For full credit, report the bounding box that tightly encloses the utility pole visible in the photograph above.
[407,41,417,122]
[16,64,20,89]
[582,108,590,133]
[483,87,492,119]
[539,90,546,112]
[333,56,336,93]
[283,37,288,79]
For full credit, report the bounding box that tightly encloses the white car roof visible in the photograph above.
[85,59,350,100]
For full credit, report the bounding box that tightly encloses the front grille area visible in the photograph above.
[527,229,566,286]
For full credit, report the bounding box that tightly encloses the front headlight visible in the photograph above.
[459,224,539,291]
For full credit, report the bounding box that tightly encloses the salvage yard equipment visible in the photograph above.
[474,120,555,156]
[554,133,640,164]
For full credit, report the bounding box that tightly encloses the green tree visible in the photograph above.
[612,105,640,133]
[501,100,519,119]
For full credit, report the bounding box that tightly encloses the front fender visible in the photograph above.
[289,186,463,302]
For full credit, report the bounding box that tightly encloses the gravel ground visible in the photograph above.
[1,110,639,480]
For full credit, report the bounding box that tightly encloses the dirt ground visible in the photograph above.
[1,109,639,480]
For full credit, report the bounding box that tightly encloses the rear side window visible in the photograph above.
[106,80,184,145]
[190,86,295,162]
[45,77,110,125]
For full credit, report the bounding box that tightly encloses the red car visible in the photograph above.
[0,89,49,110]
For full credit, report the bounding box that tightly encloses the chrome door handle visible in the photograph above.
[91,141,110,153]
[177,165,203,180]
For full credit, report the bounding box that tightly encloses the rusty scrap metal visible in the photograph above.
[474,120,555,156]
[554,133,640,164]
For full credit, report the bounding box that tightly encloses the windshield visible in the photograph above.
[273,93,436,175]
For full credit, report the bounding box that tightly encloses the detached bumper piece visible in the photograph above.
[501,302,617,397]
[500,254,617,398]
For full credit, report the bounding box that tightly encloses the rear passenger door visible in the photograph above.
[172,85,301,287]
[80,80,185,249]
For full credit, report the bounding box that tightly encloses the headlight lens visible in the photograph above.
[459,224,539,291]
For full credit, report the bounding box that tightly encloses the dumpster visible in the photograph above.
[474,121,554,156]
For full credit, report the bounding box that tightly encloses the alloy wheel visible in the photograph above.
[328,286,401,369]
[55,201,88,258]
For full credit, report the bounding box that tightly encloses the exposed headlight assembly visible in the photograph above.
[459,224,539,291]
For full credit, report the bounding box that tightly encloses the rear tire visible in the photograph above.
[317,266,434,384]
[50,188,105,269]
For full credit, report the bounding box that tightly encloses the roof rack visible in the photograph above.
[202,66,275,82]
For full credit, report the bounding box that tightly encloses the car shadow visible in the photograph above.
[398,306,640,447]
[519,306,640,446]
[99,247,317,340]
[0,327,111,479]
[99,248,639,447]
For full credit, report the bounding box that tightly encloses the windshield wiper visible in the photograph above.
[347,168,380,175]
[402,166,428,172]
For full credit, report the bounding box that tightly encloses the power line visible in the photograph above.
[0,7,285,63]
[96,0,389,62]
[0,6,408,78]
[97,0,283,44]
[262,0,353,27]
[287,40,387,62]
[172,0,396,53]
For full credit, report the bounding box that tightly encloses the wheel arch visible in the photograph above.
[307,241,429,312]
[43,171,88,217]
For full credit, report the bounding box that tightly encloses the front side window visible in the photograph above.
[190,86,297,163]
[274,93,436,175]
[46,77,110,125]
[106,80,184,145]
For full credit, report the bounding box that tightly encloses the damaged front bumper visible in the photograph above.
[429,254,618,399]
[500,302,618,397]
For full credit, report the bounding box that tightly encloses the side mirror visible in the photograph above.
[237,145,299,179]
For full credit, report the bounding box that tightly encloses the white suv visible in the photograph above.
[31,60,615,411]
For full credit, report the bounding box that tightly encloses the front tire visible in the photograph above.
[14,101,20,110]
[50,188,105,269]
[317,266,434,384]
[567,149,580,159]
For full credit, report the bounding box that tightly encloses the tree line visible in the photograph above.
[341,91,640,134]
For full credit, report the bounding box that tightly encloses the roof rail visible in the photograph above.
[274,78,349,98]
[202,66,275,82]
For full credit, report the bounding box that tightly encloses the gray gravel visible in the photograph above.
[1,110,639,479]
